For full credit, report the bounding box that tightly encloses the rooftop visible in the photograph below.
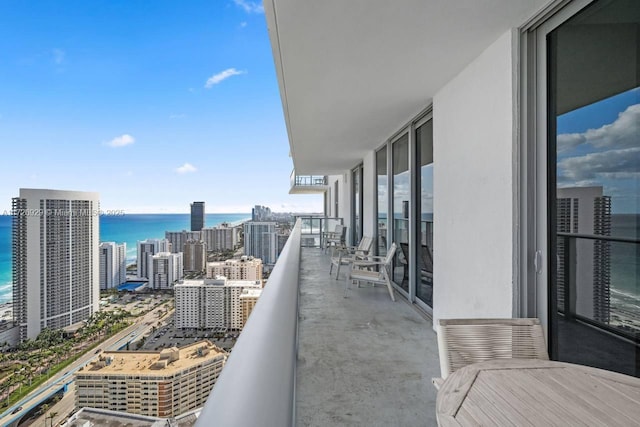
[77,340,225,376]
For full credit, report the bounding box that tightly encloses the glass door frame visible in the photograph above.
[390,128,413,301]
[414,111,434,313]
[522,0,602,351]
[351,164,363,245]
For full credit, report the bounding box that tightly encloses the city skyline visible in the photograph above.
[0,1,323,214]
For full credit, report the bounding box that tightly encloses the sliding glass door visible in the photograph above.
[538,0,639,377]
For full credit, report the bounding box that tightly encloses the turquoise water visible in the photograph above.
[0,213,250,304]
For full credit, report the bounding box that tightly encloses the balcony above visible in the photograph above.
[289,171,329,194]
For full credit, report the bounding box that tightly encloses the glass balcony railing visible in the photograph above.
[289,170,328,194]
[295,215,343,248]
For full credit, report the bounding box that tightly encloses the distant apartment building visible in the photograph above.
[201,224,239,251]
[252,205,272,221]
[277,232,290,257]
[149,252,183,290]
[183,240,206,272]
[12,189,100,342]
[165,230,202,254]
[137,239,171,279]
[243,222,278,265]
[74,341,226,418]
[99,242,127,290]
[557,186,612,323]
[206,256,263,282]
[174,277,262,330]
[240,288,262,328]
[191,201,205,231]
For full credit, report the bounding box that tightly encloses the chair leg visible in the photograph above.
[329,262,334,276]
[335,262,342,279]
[344,277,351,298]
[383,270,396,302]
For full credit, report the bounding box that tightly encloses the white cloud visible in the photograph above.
[233,0,264,14]
[106,134,135,148]
[558,104,640,152]
[240,21,248,28]
[176,163,197,174]
[559,147,640,182]
[169,113,187,119]
[52,48,65,64]
[205,68,245,88]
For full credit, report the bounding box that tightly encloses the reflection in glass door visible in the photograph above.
[546,0,639,377]
[352,165,363,244]
[376,148,388,256]
[392,134,410,293]
[416,119,433,307]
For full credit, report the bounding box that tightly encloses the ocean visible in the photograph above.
[0,213,250,304]
[0,213,637,305]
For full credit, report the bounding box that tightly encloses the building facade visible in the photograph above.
[243,222,277,265]
[12,188,100,342]
[99,242,127,290]
[183,240,207,272]
[174,277,262,330]
[201,225,239,251]
[240,288,262,329]
[191,201,205,231]
[149,252,183,290]
[74,341,225,418]
[165,230,201,254]
[264,0,640,377]
[137,239,171,279]
[206,256,263,282]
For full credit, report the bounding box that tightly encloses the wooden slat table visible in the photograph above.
[436,359,640,426]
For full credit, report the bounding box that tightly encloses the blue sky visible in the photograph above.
[0,0,322,213]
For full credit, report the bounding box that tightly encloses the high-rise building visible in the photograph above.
[12,188,100,342]
[251,205,272,221]
[243,222,278,266]
[149,252,183,290]
[174,277,262,330]
[136,239,170,279]
[99,242,127,290]
[201,225,239,251]
[240,288,262,328]
[74,341,226,418]
[191,201,205,231]
[165,230,201,254]
[206,256,263,282]
[183,240,207,272]
[556,186,612,323]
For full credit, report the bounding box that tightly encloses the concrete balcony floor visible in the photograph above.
[296,248,440,426]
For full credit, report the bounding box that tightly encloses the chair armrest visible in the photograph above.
[352,259,383,268]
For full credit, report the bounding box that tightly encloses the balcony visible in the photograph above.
[197,220,439,426]
[289,170,329,194]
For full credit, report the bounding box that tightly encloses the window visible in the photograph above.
[376,147,388,256]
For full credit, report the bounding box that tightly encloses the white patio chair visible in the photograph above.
[345,242,397,301]
[324,224,346,255]
[432,318,549,389]
[330,236,373,279]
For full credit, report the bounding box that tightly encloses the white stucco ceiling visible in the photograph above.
[265,0,552,175]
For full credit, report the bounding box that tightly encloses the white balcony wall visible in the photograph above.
[433,30,517,323]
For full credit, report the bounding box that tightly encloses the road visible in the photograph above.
[0,302,172,427]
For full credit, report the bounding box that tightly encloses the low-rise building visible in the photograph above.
[74,341,226,418]
[205,256,263,282]
[240,288,262,328]
[174,277,262,330]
